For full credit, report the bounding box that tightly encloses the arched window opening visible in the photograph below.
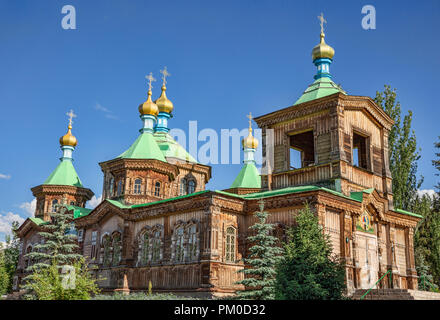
[25,245,33,269]
[134,178,142,194]
[188,180,196,194]
[109,177,114,196]
[180,178,187,195]
[51,199,58,213]
[101,235,111,267]
[151,229,162,262]
[175,227,185,263]
[188,225,198,261]
[112,233,122,266]
[70,201,75,206]
[117,180,123,196]
[154,182,161,197]
[139,232,149,266]
[225,227,236,263]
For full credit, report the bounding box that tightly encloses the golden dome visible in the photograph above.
[242,127,258,149]
[139,89,159,116]
[155,85,174,114]
[59,124,77,147]
[312,32,335,61]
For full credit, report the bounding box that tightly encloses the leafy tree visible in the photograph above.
[274,204,346,300]
[0,243,9,295]
[23,202,100,299]
[235,199,284,300]
[3,221,20,293]
[374,85,422,210]
[24,258,100,300]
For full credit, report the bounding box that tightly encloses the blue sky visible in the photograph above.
[1,0,439,241]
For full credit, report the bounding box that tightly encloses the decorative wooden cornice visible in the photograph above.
[171,161,212,183]
[99,158,179,181]
[74,200,127,227]
[16,219,47,238]
[254,93,341,128]
[31,184,94,200]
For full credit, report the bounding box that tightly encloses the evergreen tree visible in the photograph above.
[235,199,284,300]
[23,201,100,299]
[274,204,345,300]
[3,221,20,293]
[0,243,9,295]
[374,85,422,210]
[434,136,440,198]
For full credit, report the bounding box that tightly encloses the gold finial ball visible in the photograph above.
[312,32,335,61]
[59,125,77,147]
[139,90,159,116]
[155,85,174,114]
[242,131,259,149]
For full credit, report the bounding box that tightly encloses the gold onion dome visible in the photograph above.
[155,85,174,114]
[59,124,77,147]
[312,32,335,61]
[139,89,159,116]
[242,127,258,149]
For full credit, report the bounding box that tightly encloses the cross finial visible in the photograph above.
[246,112,253,129]
[145,72,156,91]
[318,12,327,34]
[66,109,77,127]
[160,66,171,86]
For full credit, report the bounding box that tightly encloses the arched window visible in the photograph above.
[151,229,162,262]
[24,245,33,269]
[225,227,236,263]
[180,178,187,195]
[51,199,58,212]
[188,180,196,194]
[134,178,142,194]
[154,182,161,197]
[175,226,185,263]
[112,233,122,266]
[138,231,150,266]
[188,224,198,261]
[117,180,123,196]
[101,235,111,267]
[109,177,114,196]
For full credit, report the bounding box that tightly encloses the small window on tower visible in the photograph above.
[154,182,161,197]
[51,199,58,212]
[289,130,315,168]
[134,179,142,194]
[180,178,187,195]
[352,131,369,170]
[188,180,196,194]
[117,180,123,196]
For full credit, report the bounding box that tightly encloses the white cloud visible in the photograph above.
[417,189,437,199]
[95,103,118,120]
[0,173,11,179]
[0,212,25,236]
[19,198,36,217]
[87,195,102,209]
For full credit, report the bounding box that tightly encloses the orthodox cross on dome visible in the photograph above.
[66,109,77,126]
[247,112,253,130]
[145,72,156,91]
[160,66,171,86]
[318,12,327,33]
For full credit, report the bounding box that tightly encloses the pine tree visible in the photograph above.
[4,221,20,293]
[434,136,440,195]
[0,243,9,295]
[235,199,284,300]
[274,204,346,300]
[23,201,100,299]
[374,85,422,210]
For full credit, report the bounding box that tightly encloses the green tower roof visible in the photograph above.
[154,132,197,163]
[230,162,261,189]
[118,132,166,162]
[43,159,83,187]
[294,77,346,105]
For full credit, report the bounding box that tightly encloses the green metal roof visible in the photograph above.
[395,208,423,219]
[294,77,346,105]
[66,205,92,219]
[230,163,261,189]
[43,159,83,187]
[29,217,48,226]
[154,132,197,163]
[106,199,132,209]
[118,132,166,162]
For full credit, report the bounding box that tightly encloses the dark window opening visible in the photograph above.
[352,132,368,170]
[154,182,161,197]
[289,130,315,169]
